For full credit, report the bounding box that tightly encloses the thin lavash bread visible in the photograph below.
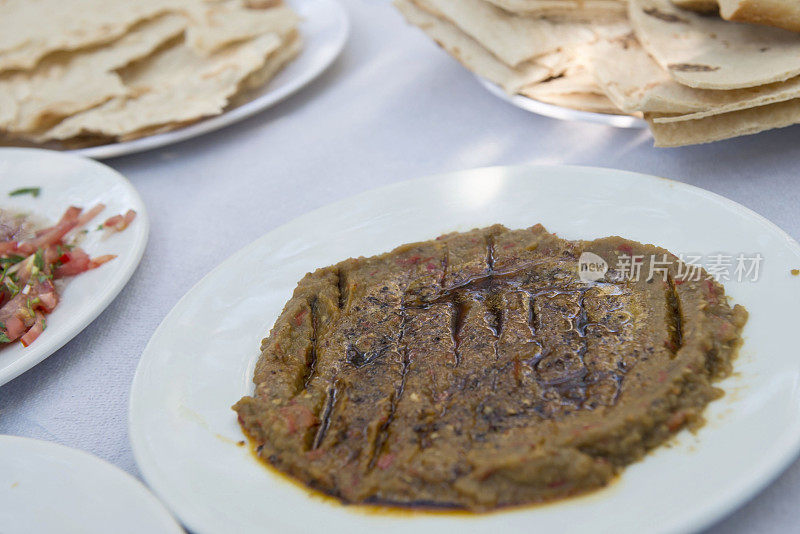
[0,14,187,135]
[484,0,627,18]
[670,0,719,12]
[672,0,800,33]
[589,33,800,118]
[397,0,629,90]
[718,0,800,34]
[410,0,607,68]
[646,98,800,146]
[34,32,287,142]
[184,1,300,55]
[0,0,190,72]
[0,0,302,145]
[630,0,800,89]
[393,0,555,92]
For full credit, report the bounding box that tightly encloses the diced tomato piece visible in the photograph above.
[20,312,46,347]
[0,241,18,255]
[90,254,117,268]
[3,316,26,341]
[38,290,58,312]
[54,249,92,277]
[52,249,116,278]
[18,206,82,254]
[103,210,137,232]
[76,204,105,227]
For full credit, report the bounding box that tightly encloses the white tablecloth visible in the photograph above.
[2,1,799,532]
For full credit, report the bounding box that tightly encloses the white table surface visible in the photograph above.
[2,1,799,532]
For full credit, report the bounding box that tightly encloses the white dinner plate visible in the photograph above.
[478,78,648,129]
[43,0,347,160]
[130,165,800,534]
[0,148,148,385]
[0,435,182,534]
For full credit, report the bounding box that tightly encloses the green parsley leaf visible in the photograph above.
[0,333,10,343]
[33,249,44,272]
[0,255,25,267]
[9,187,41,198]
[26,297,40,317]
[4,276,20,298]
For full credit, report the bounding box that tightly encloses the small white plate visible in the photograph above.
[130,165,800,534]
[478,78,648,129]
[0,148,148,385]
[30,0,348,160]
[0,435,182,534]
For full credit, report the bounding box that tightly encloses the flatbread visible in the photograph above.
[524,65,604,97]
[0,14,187,134]
[527,91,622,113]
[590,34,800,118]
[0,0,190,72]
[34,33,284,142]
[646,98,800,146]
[394,0,554,92]
[186,1,300,55]
[520,59,622,114]
[652,76,800,122]
[412,0,607,67]
[484,0,627,17]
[719,0,800,33]
[120,32,303,135]
[589,34,705,113]
[235,31,303,98]
[535,50,575,73]
[670,0,719,12]
[245,0,285,7]
[629,0,800,89]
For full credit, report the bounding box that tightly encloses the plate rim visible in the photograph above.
[0,147,149,385]
[0,434,184,534]
[478,78,649,130]
[21,0,349,160]
[129,164,800,534]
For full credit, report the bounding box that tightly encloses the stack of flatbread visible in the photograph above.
[395,0,800,146]
[394,0,631,115]
[0,0,301,148]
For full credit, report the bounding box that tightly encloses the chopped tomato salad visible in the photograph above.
[0,204,135,347]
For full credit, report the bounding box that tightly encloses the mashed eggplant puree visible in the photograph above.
[235,224,746,510]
